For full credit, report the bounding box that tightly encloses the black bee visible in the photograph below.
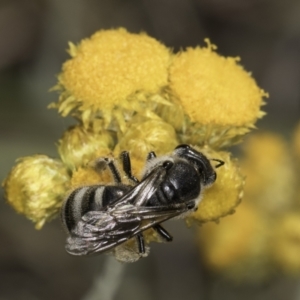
[61,144,224,262]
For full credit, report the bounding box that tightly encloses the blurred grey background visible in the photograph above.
[1,0,300,299]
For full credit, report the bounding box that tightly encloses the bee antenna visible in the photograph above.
[211,159,224,168]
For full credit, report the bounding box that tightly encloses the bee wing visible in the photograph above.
[65,201,193,256]
[108,161,168,207]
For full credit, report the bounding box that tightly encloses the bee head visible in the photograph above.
[174,144,223,186]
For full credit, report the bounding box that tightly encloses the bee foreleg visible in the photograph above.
[120,151,139,183]
[94,157,122,183]
[153,224,173,242]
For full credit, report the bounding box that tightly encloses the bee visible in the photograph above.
[61,144,224,262]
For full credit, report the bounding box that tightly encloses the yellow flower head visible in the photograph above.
[186,147,244,224]
[113,119,178,179]
[240,132,295,214]
[2,155,70,229]
[51,28,171,131]
[195,129,300,281]
[271,213,300,275]
[57,125,114,170]
[114,119,178,160]
[197,202,271,281]
[168,40,267,148]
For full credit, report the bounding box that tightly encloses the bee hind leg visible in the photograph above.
[153,224,173,242]
[137,234,146,254]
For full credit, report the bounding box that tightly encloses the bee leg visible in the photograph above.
[106,158,122,183]
[94,158,122,183]
[147,151,156,161]
[120,151,139,183]
[137,234,146,254]
[153,224,173,242]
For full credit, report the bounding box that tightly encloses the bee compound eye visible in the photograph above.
[162,160,174,170]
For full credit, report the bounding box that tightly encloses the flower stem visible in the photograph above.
[82,256,125,300]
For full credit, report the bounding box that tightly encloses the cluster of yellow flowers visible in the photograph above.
[197,128,300,281]
[3,28,266,240]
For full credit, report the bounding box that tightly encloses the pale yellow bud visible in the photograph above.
[3,155,70,229]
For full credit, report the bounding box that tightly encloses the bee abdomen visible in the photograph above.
[61,185,132,234]
[61,185,105,233]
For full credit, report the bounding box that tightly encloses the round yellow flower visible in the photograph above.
[3,155,70,229]
[168,41,267,148]
[240,132,295,214]
[197,202,271,281]
[57,125,114,170]
[51,28,171,131]
[271,213,300,275]
[114,119,178,162]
